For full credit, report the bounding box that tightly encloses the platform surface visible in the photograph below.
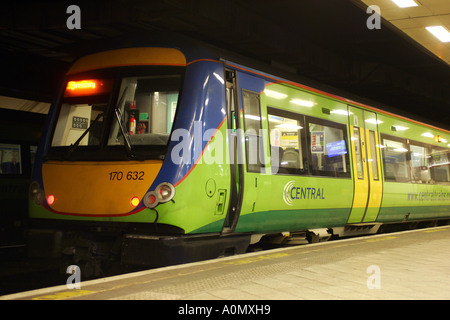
[2,225,450,300]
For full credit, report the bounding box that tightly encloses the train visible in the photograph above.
[27,33,450,276]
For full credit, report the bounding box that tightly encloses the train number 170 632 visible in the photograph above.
[109,171,144,181]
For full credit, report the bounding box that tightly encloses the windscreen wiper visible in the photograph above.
[113,86,136,159]
[114,107,136,159]
[66,112,104,157]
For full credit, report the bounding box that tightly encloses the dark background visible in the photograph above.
[0,0,449,129]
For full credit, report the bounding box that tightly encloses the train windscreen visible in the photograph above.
[108,75,181,147]
[48,68,183,160]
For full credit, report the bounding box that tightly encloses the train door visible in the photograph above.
[347,106,383,223]
[222,69,244,233]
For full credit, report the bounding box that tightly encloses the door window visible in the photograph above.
[242,90,265,173]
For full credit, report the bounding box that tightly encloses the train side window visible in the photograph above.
[410,143,431,183]
[242,89,265,173]
[307,118,350,178]
[381,136,410,182]
[0,143,22,175]
[267,108,306,175]
[430,147,450,184]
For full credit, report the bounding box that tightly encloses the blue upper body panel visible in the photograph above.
[151,60,227,189]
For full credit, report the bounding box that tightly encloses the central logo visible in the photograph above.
[283,180,295,206]
[282,181,326,206]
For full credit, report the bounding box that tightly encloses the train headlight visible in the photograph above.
[29,181,45,205]
[157,183,175,202]
[47,195,55,206]
[130,196,140,207]
[143,182,175,209]
[144,191,158,208]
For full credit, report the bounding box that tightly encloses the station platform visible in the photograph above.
[2,225,450,300]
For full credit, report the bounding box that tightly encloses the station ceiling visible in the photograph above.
[0,0,449,129]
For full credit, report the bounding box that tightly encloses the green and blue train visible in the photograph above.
[28,34,450,272]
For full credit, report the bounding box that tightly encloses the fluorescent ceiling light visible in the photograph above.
[392,125,409,131]
[365,119,383,124]
[331,109,352,115]
[393,147,409,153]
[275,123,303,130]
[426,26,450,43]
[391,0,419,8]
[244,115,261,121]
[290,99,315,107]
[264,89,287,99]
[422,132,434,138]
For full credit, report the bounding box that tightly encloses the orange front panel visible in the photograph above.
[42,160,162,215]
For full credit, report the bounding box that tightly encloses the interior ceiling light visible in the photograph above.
[365,119,383,124]
[290,99,315,107]
[275,123,303,130]
[331,109,352,116]
[422,132,434,138]
[392,125,409,131]
[391,0,419,8]
[425,26,450,43]
[264,89,288,99]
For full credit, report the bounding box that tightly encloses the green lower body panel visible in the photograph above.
[192,207,350,234]
[379,182,450,222]
[191,204,450,234]
[377,205,450,222]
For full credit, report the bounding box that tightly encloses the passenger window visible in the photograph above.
[268,108,305,175]
[0,143,21,175]
[430,148,450,184]
[307,119,350,177]
[242,90,265,173]
[381,137,410,182]
[410,144,431,183]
